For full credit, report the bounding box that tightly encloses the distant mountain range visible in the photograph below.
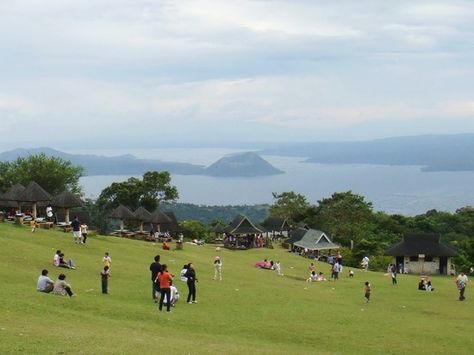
[260,134,474,172]
[0,148,283,177]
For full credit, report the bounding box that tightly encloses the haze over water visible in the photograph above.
[73,148,474,216]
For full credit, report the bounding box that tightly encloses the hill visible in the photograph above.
[260,133,474,172]
[1,222,473,354]
[204,152,284,177]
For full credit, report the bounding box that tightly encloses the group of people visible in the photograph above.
[70,216,88,244]
[37,269,74,297]
[150,255,198,313]
[53,250,76,269]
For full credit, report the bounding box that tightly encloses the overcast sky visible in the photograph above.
[1,0,473,148]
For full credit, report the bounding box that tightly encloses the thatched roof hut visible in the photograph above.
[51,190,84,223]
[18,182,51,218]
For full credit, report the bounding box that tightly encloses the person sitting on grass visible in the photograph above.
[58,253,76,269]
[317,272,327,281]
[162,241,170,250]
[306,271,318,282]
[52,273,74,297]
[37,269,54,293]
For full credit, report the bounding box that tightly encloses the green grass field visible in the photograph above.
[0,223,473,354]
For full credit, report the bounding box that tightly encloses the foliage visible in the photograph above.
[162,202,269,225]
[0,153,83,195]
[309,191,374,245]
[96,171,178,212]
[179,220,210,241]
[269,191,310,224]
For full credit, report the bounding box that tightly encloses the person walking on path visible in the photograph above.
[185,263,198,304]
[456,272,469,301]
[157,264,173,312]
[101,266,111,294]
[149,255,162,302]
[213,257,222,281]
[364,281,371,303]
[70,216,82,244]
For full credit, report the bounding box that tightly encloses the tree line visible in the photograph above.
[1,154,473,271]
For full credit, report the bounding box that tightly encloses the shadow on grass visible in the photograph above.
[284,275,307,282]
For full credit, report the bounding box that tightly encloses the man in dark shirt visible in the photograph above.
[70,216,82,244]
[149,255,162,302]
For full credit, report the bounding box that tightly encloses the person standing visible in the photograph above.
[103,252,112,269]
[157,264,173,312]
[46,205,53,223]
[456,272,469,301]
[332,261,342,281]
[70,216,82,244]
[391,264,397,285]
[213,257,222,281]
[364,281,371,303]
[37,269,54,293]
[149,255,162,302]
[361,256,370,271]
[185,263,198,304]
[101,266,111,294]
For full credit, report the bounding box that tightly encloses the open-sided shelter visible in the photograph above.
[0,183,25,210]
[51,190,84,223]
[109,204,136,233]
[18,181,52,218]
[224,215,266,248]
[261,216,290,238]
[384,233,458,275]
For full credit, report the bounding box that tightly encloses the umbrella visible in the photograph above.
[18,181,52,219]
[150,209,172,232]
[133,206,153,233]
[109,204,135,231]
[51,190,84,224]
[0,183,25,210]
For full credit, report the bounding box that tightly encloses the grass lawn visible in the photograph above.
[0,222,473,354]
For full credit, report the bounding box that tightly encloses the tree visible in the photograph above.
[269,191,310,224]
[311,191,373,245]
[0,153,84,195]
[179,220,209,240]
[96,171,178,212]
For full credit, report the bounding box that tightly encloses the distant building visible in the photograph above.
[287,228,340,259]
[260,216,290,239]
[384,234,458,275]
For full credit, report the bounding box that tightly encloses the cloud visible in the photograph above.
[0,0,473,145]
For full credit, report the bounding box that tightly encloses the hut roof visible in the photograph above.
[0,184,25,202]
[261,216,290,232]
[293,229,340,251]
[225,214,266,235]
[287,227,308,244]
[384,234,459,257]
[151,209,172,224]
[51,190,84,208]
[18,181,51,202]
[109,205,135,220]
[213,222,227,233]
[133,206,153,222]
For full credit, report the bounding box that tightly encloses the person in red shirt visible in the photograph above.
[156,264,173,312]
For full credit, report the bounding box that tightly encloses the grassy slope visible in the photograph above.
[0,223,473,355]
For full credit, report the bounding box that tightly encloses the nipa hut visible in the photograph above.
[384,234,458,275]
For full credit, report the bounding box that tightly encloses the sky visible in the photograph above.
[1,0,474,149]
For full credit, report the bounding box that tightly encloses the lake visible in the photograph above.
[69,148,474,216]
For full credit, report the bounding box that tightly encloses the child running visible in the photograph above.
[364,281,371,303]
